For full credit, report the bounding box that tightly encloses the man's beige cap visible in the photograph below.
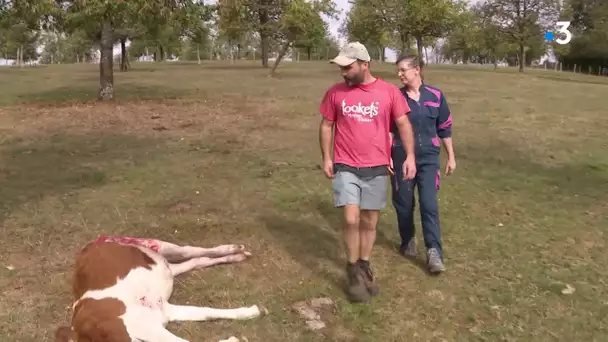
[330,41,371,66]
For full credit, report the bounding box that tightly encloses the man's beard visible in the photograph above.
[343,73,364,86]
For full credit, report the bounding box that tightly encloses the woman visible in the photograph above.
[389,55,456,274]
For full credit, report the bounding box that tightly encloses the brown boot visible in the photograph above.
[345,263,371,303]
[357,259,379,296]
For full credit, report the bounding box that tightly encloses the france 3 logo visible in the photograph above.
[545,21,572,45]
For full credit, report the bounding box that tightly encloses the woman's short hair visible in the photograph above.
[395,54,424,69]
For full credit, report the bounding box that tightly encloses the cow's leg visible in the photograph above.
[169,253,250,276]
[156,241,249,262]
[218,337,240,342]
[131,326,189,342]
[165,303,266,322]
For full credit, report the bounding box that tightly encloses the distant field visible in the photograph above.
[0,61,607,341]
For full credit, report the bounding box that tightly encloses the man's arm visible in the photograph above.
[390,87,415,159]
[395,116,415,157]
[318,88,337,163]
[319,117,334,162]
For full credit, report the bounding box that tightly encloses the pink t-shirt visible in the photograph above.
[319,78,411,168]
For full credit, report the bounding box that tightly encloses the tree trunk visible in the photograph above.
[270,41,291,76]
[416,36,424,63]
[18,45,23,67]
[197,44,201,64]
[258,4,270,68]
[518,43,525,72]
[400,32,408,55]
[159,45,165,61]
[98,18,114,101]
[120,38,129,71]
[230,42,235,64]
[307,47,311,60]
[260,33,269,67]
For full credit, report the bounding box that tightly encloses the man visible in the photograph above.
[318,42,417,303]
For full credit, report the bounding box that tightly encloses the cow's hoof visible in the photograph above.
[258,305,269,316]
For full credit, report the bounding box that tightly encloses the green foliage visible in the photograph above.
[562,0,608,59]
[279,0,334,42]
[38,30,95,63]
[217,0,336,67]
[217,0,250,43]
[342,0,389,58]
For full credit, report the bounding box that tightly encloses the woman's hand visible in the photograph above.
[445,157,456,176]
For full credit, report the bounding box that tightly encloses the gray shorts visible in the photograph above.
[332,171,388,210]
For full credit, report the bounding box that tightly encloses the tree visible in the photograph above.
[474,4,507,68]
[217,0,249,62]
[182,1,214,64]
[341,0,389,61]
[363,0,464,62]
[217,0,278,67]
[293,11,328,61]
[39,29,95,64]
[56,0,195,100]
[558,0,608,74]
[270,0,335,75]
[484,0,559,72]
[217,0,335,68]
[443,3,512,67]
[0,0,53,66]
[442,8,480,63]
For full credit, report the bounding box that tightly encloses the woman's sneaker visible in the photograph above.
[400,239,417,258]
[427,248,446,274]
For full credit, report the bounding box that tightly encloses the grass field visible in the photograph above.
[1,61,607,341]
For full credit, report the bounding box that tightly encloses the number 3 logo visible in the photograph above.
[555,21,572,45]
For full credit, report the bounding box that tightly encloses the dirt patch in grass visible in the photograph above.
[0,61,607,341]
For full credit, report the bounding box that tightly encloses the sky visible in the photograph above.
[324,0,350,42]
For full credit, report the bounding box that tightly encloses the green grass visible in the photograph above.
[0,61,607,341]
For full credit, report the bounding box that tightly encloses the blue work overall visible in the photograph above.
[390,84,453,258]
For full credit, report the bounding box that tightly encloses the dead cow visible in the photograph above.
[55,236,266,342]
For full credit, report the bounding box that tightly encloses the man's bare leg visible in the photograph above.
[356,171,388,297]
[342,204,361,264]
[342,204,371,302]
[359,209,379,261]
[357,209,380,296]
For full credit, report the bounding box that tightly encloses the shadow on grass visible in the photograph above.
[314,196,396,251]
[261,210,345,289]
[0,132,159,225]
[316,195,434,275]
[262,194,417,289]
